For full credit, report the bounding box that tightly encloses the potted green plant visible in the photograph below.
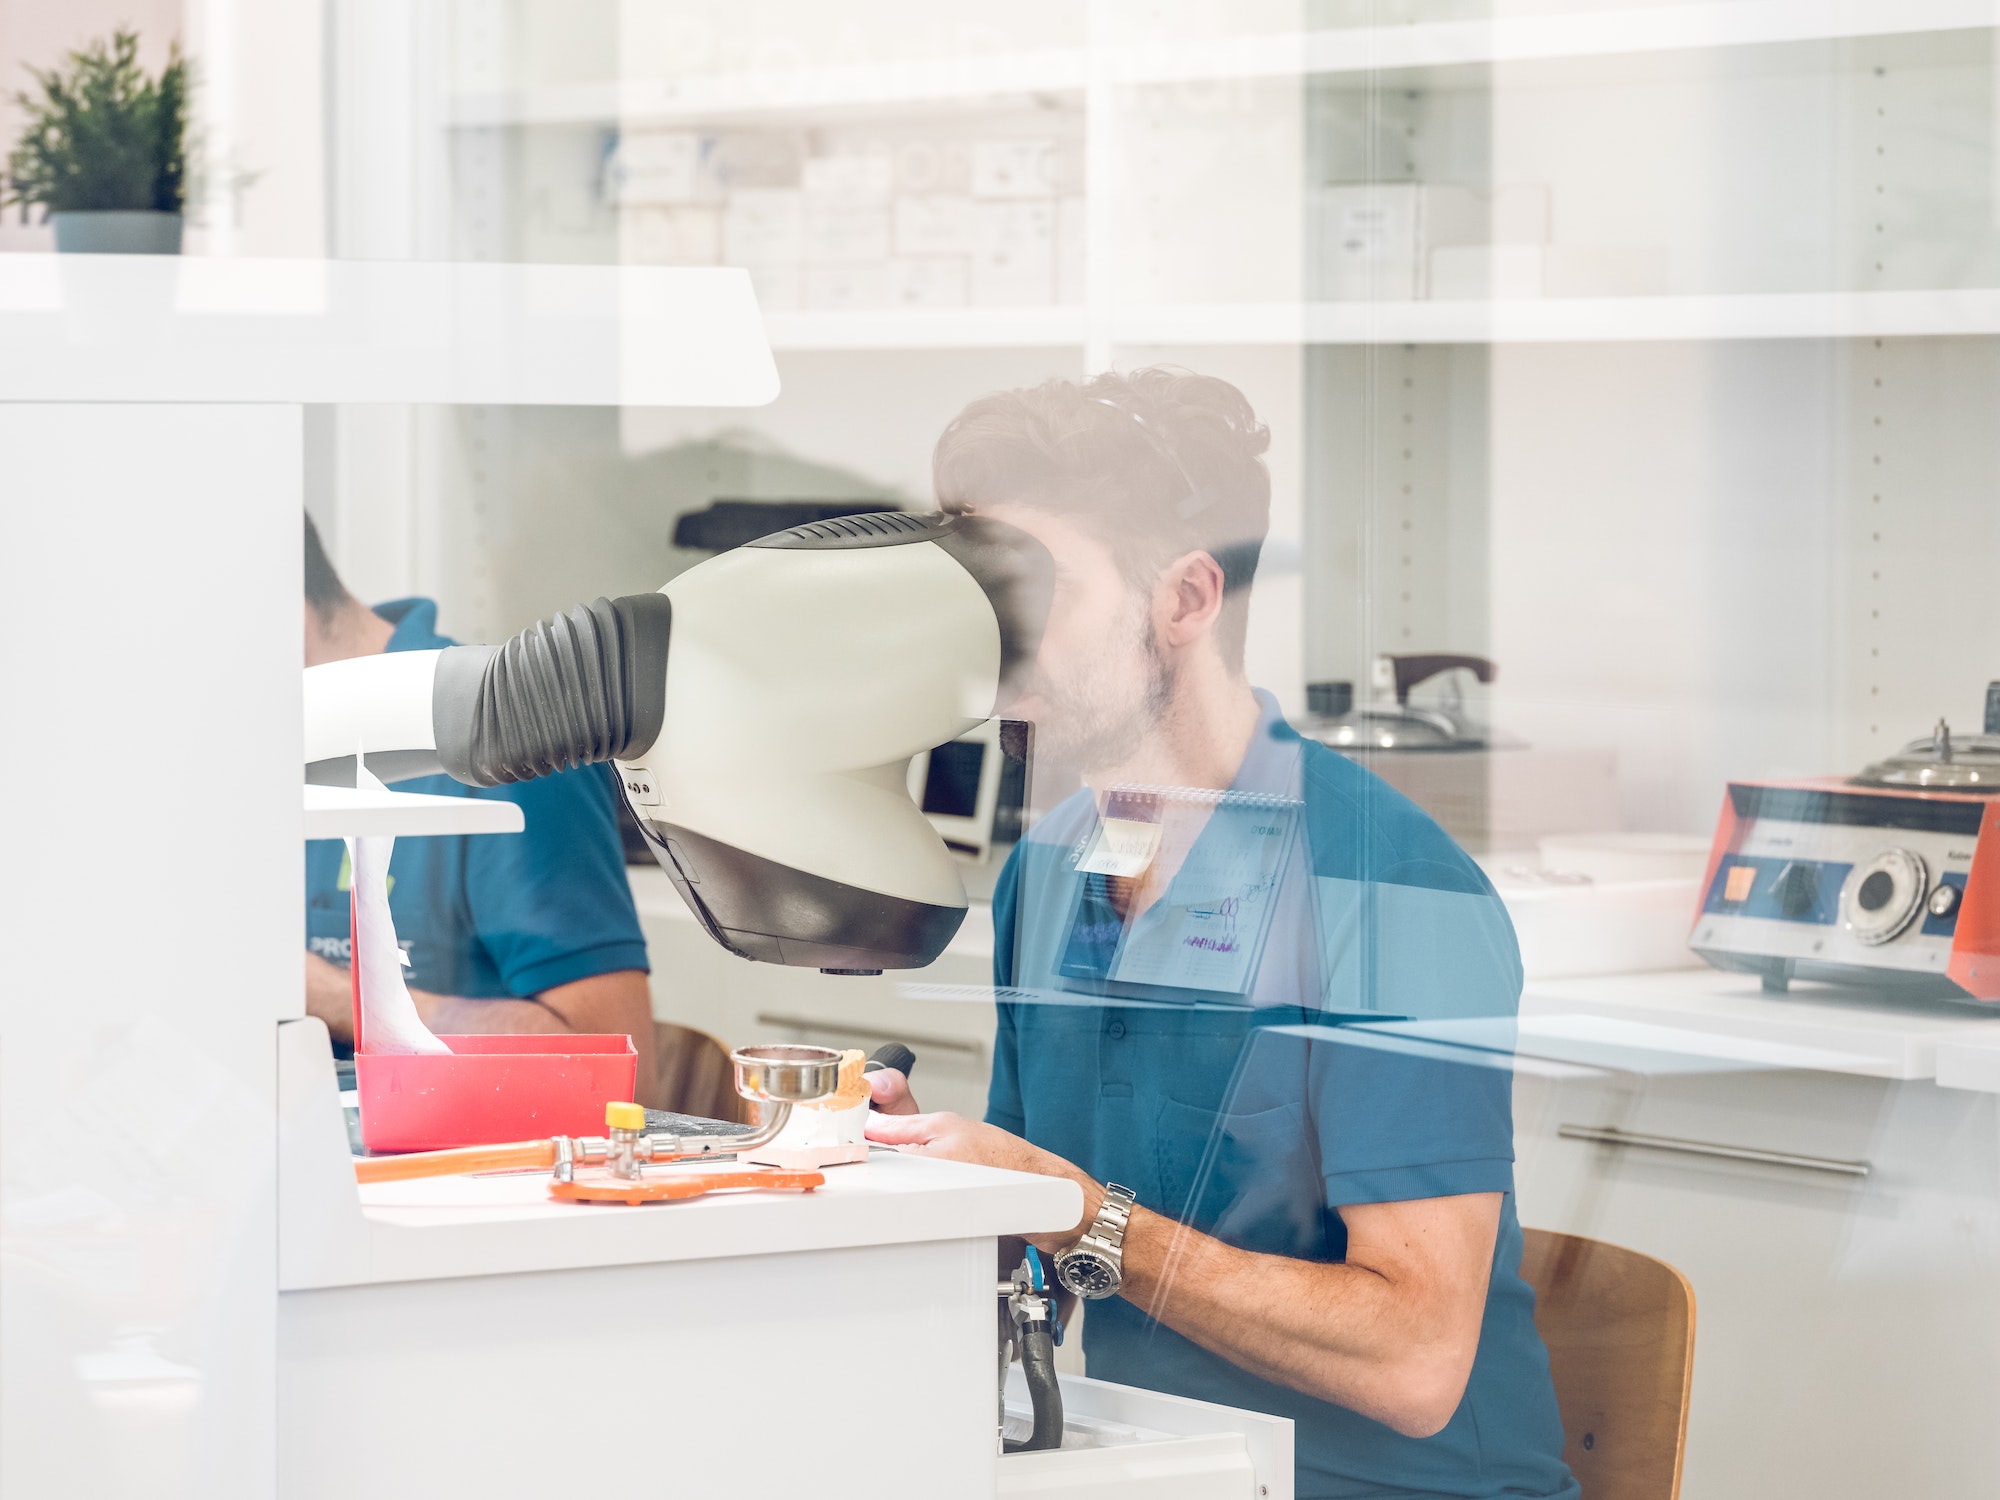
[4,29,189,254]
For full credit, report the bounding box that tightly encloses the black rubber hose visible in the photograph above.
[1003,1322,1064,1454]
[433,593,673,788]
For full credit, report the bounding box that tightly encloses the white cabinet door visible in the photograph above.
[999,1369,1292,1500]
[1515,1068,2000,1500]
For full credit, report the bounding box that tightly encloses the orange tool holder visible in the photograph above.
[351,1049,848,1208]
[549,1167,825,1206]
[348,892,638,1153]
[352,1102,828,1206]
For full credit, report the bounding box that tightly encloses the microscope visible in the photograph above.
[304,511,1051,974]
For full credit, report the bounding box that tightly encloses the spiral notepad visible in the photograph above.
[1060,784,1305,996]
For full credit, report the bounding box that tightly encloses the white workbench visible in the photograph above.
[1519,966,2000,1083]
[275,1018,1081,1498]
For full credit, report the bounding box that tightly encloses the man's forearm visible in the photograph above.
[308,954,657,1103]
[416,971,658,1106]
[410,988,572,1035]
[1114,1203,1490,1438]
[864,1110,1497,1437]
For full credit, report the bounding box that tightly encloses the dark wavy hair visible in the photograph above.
[303,510,353,620]
[932,367,1271,668]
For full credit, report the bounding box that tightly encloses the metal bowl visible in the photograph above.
[731,1044,843,1105]
[1852,722,2000,792]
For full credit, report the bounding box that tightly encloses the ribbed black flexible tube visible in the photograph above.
[1004,1323,1065,1454]
[433,592,673,788]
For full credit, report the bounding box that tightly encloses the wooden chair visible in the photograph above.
[651,1021,747,1123]
[1518,1229,1696,1500]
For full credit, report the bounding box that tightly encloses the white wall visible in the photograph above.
[1301,26,2000,837]
[0,404,297,1500]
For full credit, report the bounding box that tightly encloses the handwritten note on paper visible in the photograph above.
[1060,786,1303,996]
[1075,816,1165,878]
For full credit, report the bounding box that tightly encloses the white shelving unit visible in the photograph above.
[442,0,2000,128]
[762,287,2000,350]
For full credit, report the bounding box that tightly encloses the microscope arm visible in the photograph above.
[302,513,1051,972]
[304,593,673,789]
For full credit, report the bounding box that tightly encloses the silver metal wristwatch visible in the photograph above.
[1054,1183,1136,1300]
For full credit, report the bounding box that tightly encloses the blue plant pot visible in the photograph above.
[49,211,183,254]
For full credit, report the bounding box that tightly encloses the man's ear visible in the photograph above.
[1157,549,1227,649]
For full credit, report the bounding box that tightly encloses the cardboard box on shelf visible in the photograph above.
[700,131,806,196]
[804,202,893,264]
[1316,182,1553,300]
[610,129,701,206]
[971,199,1056,306]
[1316,184,1421,301]
[619,205,723,266]
[973,138,1058,199]
[893,138,972,197]
[888,256,969,308]
[1358,747,1619,853]
[724,189,805,266]
[803,152,895,205]
[805,262,894,311]
[1056,195,1087,305]
[895,195,976,257]
[743,261,803,312]
[1423,183,1551,251]
[1431,243,1545,300]
[1542,245,1671,297]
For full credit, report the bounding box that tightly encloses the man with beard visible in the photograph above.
[866,369,1578,1500]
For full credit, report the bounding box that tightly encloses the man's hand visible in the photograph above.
[866,1105,1499,1437]
[304,953,355,1043]
[865,1110,1102,1250]
[865,1068,920,1115]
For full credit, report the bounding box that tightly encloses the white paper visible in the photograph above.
[611,129,701,206]
[1075,816,1163,879]
[346,760,449,1056]
[894,195,976,257]
[887,257,968,308]
[803,203,892,264]
[723,189,805,266]
[802,153,894,204]
[972,139,1057,199]
[804,262,892,311]
[971,200,1055,306]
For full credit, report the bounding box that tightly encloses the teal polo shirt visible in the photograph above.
[987,694,1577,1500]
[304,599,649,1025]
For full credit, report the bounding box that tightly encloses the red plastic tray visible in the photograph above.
[347,890,637,1153]
[355,1033,638,1154]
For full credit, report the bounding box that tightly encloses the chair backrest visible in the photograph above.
[652,1021,746,1123]
[1518,1228,1696,1500]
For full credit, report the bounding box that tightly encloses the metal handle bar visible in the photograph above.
[1559,1124,1870,1178]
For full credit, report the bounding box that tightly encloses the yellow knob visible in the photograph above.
[605,1101,646,1131]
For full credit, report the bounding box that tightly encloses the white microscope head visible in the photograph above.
[304,512,1052,973]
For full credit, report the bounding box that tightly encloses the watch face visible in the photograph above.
[1061,1252,1118,1298]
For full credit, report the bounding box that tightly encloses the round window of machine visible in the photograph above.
[1841,848,1929,946]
